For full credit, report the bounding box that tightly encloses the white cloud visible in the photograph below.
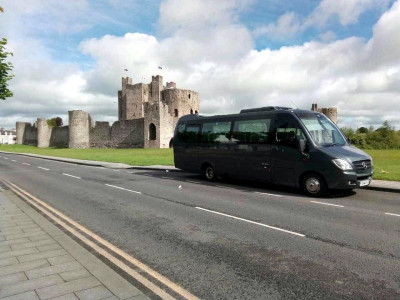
[1,0,400,131]
[256,0,392,38]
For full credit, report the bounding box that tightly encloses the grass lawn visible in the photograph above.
[0,144,174,166]
[363,149,400,181]
[1,145,399,181]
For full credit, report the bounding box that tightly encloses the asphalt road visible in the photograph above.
[0,152,399,299]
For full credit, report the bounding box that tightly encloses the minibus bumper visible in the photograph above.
[324,170,374,190]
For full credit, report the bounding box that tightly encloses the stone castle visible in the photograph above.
[16,75,200,149]
[311,103,338,124]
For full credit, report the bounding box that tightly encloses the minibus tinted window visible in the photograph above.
[297,113,346,146]
[232,119,271,143]
[185,125,200,143]
[201,122,231,143]
[177,124,185,141]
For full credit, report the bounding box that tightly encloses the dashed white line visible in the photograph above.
[37,167,50,171]
[22,163,31,166]
[62,173,81,179]
[385,212,400,217]
[196,207,305,237]
[310,201,344,208]
[3,158,8,160]
[11,160,17,162]
[254,192,283,198]
[105,184,142,194]
[186,180,201,184]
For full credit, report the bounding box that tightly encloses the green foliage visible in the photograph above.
[47,117,63,127]
[0,8,14,100]
[341,121,400,149]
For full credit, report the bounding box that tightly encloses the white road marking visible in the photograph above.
[22,163,31,166]
[62,173,81,179]
[310,201,344,208]
[254,192,283,197]
[196,207,305,237]
[186,180,201,184]
[385,212,400,217]
[37,167,50,171]
[11,160,17,162]
[4,157,8,160]
[112,170,120,172]
[105,184,142,194]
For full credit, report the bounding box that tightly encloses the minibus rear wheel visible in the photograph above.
[302,173,327,197]
[202,164,216,181]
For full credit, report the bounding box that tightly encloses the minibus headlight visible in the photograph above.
[332,159,353,170]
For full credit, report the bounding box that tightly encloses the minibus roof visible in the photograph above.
[178,107,319,122]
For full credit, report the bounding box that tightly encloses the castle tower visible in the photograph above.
[118,76,149,121]
[16,122,27,144]
[37,118,51,148]
[310,104,338,124]
[69,110,91,148]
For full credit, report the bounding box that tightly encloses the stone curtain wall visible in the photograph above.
[90,119,144,148]
[16,122,38,146]
[50,126,69,148]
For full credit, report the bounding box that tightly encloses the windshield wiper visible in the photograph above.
[325,143,341,147]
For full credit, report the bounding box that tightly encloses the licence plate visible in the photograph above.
[359,179,370,187]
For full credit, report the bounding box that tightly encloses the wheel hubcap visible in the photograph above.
[306,178,320,194]
[206,167,214,180]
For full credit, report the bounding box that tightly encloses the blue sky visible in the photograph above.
[1,0,400,129]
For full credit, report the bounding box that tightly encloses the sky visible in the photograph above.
[0,0,400,129]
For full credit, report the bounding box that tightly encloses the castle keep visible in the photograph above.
[16,75,200,149]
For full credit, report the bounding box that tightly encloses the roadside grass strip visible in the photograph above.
[62,173,81,179]
[105,184,142,194]
[385,212,400,217]
[310,201,344,208]
[195,207,305,237]
[1,179,199,300]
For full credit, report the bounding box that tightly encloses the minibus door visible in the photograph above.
[182,124,201,171]
[271,116,304,187]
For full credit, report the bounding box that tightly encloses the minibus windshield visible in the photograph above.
[296,113,347,147]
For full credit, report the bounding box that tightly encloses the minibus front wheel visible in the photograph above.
[301,173,327,197]
[202,163,217,181]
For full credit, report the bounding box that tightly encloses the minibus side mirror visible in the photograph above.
[298,139,307,153]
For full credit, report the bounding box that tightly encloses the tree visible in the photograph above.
[357,127,369,134]
[47,117,63,127]
[0,6,14,100]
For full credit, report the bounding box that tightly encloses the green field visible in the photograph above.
[0,145,174,166]
[363,149,400,181]
[1,145,399,181]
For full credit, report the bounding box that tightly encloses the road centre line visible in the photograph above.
[62,173,81,179]
[254,192,283,197]
[22,163,31,166]
[1,179,198,300]
[310,201,344,208]
[105,184,142,194]
[195,206,305,237]
[11,160,17,162]
[37,166,50,171]
[3,157,8,160]
[385,212,400,217]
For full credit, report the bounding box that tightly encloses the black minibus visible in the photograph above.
[173,107,374,197]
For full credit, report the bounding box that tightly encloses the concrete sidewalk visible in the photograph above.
[0,186,150,300]
[1,150,399,193]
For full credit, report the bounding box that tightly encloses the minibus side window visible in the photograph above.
[177,124,185,141]
[184,125,201,143]
[275,122,305,148]
[231,119,271,143]
[201,122,231,143]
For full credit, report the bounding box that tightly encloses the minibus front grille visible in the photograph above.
[353,160,372,171]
